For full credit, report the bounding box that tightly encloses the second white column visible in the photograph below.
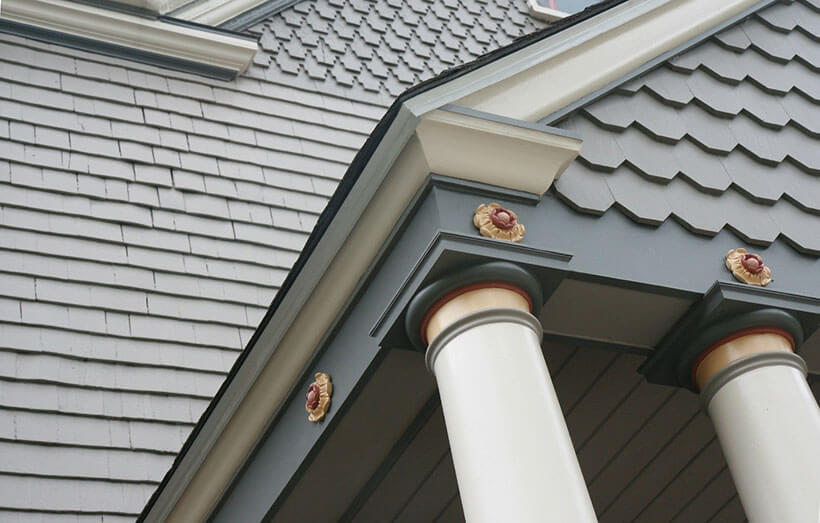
[410,269,596,523]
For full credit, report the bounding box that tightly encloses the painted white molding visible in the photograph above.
[109,0,192,15]
[0,0,258,75]
[416,109,581,196]
[408,0,760,121]
[172,0,266,26]
[526,0,568,22]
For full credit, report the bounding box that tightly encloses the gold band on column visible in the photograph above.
[420,283,532,345]
[692,328,795,390]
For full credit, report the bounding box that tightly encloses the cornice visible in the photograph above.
[0,0,258,79]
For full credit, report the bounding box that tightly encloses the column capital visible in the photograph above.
[405,261,543,351]
[642,307,804,392]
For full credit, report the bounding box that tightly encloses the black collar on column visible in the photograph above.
[640,281,816,391]
[404,261,544,352]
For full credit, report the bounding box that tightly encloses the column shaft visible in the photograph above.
[429,309,596,523]
[705,357,820,523]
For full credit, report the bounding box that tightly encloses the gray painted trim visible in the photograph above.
[541,330,654,357]
[159,15,258,40]
[426,174,541,205]
[700,352,808,409]
[219,0,305,31]
[425,308,543,372]
[539,0,779,124]
[439,104,581,140]
[0,19,239,81]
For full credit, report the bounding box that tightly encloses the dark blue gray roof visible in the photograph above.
[246,0,549,105]
[554,0,820,255]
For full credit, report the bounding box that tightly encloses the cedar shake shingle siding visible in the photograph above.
[0,0,548,518]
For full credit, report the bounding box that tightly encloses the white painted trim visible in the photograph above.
[0,0,258,75]
[109,0,192,15]
[172,0,266,26]
[417,109,581,195]
[407,0,759,121]
[526,0,568,22]
[145,0,765,520]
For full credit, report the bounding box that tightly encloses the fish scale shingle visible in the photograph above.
[555,0,820,255]
[246,0,549,105]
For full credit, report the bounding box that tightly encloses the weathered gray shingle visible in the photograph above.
[0,4,547,515]
[556,0,820,255]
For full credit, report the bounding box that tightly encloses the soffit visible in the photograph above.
[554,0,820,255]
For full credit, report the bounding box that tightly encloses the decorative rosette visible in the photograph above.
[726,248,772,286]
[305,372,332,422]
[473,203,525,242]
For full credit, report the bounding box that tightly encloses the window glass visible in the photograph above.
[535,0,602,13]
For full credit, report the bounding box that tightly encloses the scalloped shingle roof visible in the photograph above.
[246,0,549,104]
[554,0,820,254]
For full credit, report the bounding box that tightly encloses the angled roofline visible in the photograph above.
[140,0,769,519]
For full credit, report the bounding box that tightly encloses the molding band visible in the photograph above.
[676,309,804,391]
[691,327,794,389]
[425,307,543,372]
[420,282,533,345]
[700,351,808,409]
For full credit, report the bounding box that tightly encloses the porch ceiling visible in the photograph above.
[272,338,820,521]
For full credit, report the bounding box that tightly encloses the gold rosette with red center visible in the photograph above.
[305,372,332,422]
[726,248,772,286]
[473,203,525,242]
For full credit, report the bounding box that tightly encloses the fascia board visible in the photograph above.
[407,0,760,121]
[0,0,258,75]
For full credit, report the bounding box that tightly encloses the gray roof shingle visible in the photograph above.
[245,0,549,104]
[555,0,820,255]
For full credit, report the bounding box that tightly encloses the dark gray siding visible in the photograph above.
[554,0,820,255]
[0,0,550,518]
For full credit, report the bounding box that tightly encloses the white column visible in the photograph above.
[696,332,820,523]
[423,288,596,523]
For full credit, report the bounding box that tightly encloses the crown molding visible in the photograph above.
[0,0,258,79]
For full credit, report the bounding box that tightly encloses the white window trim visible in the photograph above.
[526,0,570,22]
